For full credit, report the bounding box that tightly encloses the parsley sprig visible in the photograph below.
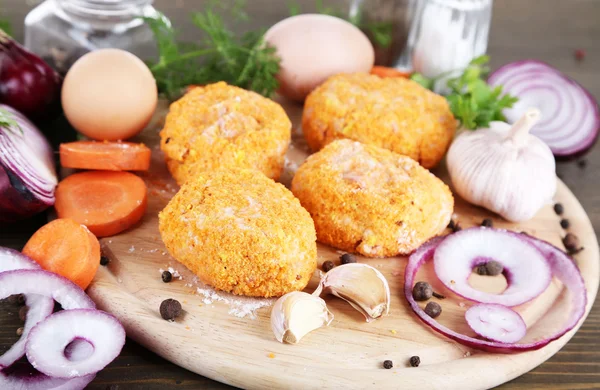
[144,1,280,100]
[411,55,519,130]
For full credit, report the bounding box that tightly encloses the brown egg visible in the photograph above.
[61,49,157,141]
[264,14,375,102]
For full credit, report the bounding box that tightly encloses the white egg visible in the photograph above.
[265,14,375,102]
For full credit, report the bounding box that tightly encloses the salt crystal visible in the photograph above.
[464,351,471,358]
[159,268,165,274]
[196,286,273,319]
[128,246,135,253]
[458,302,465,308]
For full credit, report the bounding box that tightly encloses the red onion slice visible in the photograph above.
[0,248,54,369]
[404,231,587,352]
[488,60,600,158]
[0,269,95,310]
[434,228,551,306]
[465,304,526,343]
[0,361,94,390]
[26,309,126,379]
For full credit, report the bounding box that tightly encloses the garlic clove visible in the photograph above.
[316,263,391,322]
[270,291,333,344]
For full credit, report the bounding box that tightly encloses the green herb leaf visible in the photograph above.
[0,108,22,135]
[411,56,519,130]
[143,4,280,100]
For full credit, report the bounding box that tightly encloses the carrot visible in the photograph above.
[60,141,151,171]
[55,171,148,237]
[22,218,100,290]
[370,66,412,79]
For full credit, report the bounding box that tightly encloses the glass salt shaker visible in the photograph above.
[24,0,162,75]
[397,0,493,92]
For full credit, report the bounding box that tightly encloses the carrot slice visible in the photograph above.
[370,66,412,79]
[55,171,148,237]
[22,218,100,290]
[60,141,151,171]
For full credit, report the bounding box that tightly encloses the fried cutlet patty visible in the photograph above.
[160,82,292,185]
[159,169,317,297]
[302,73,456,168]
[291,139,453,257]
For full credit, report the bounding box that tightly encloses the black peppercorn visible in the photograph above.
[160,299,182,321]
[7,294,24,305]
[383,360,393,369]
[412,281,433,301]
[481,218,493,228]
[18,306,28,321]
[475,264,488,275]
[554,203,564,215]
[162,270,173,283]
[447,220,456,230]
[563,233,580,252]
[485,261,503,276]
[340,253,357,264]
[322,261,335,272]
[100,256,110,266]
[424,302,442,318]
[560,219,570,229]
[409,356,420,367]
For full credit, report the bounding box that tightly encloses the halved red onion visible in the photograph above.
[404,231,587,352]
[488,60,600,159]
[0,269,95,310]
[0,247,54,369]
[434,228,551,306]
[465,304,526,343]
[26,309,125,379]
[0,361,94,390]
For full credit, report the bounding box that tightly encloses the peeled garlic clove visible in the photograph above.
[271,291,333,344]
[317,263,391,322]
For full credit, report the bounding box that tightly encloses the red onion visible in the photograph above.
[0,30,62,121]
[0,105,57,222]
[1,361,95,390]
[465,304,526,344]
[434,228,552,306]
[404,229,587,352]
[488,60,600,159]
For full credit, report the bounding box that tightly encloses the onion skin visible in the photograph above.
[0,30,62,122]
[404,229,587,353]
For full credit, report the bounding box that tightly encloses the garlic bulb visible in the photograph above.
[314,263,391,322]
[447,108,556,222]
[271,291,333,344]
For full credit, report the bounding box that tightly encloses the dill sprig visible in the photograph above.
[144,1,280,100]
[0,108,22,135]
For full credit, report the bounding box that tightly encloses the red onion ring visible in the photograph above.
[465,304,526,344]
[0,360,94,390]
[404,231,587,352]
[488,60,600,159]
[0,248,54,369]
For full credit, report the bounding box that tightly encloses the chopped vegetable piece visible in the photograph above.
[60,141,151,171]
[22,219,100,290]
[370,66,411,78]
[465,304,526,343]
[54,171,147,237]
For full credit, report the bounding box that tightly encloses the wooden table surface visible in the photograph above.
[1,0,599,389]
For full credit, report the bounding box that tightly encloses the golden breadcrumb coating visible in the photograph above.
[159,169,317,297]
[291,139,453,257]
[302,73,456,168]
[160,82,292,185]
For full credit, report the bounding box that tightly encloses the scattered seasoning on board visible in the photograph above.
[560,219,570,229]
[481,218,493,228]
[554,203,564,215]
[160,299,182,321]
[412,281,433,301]
[383,360,393,369]
[100,256,110,266]
[322,261,335,272]
[390,329,397,335]
[484,261,503,276]
[563,233,584,255]
[409,356,420,367]
[432,291,446,299]
[574,49,586,61]
[424,302,442,318]
[340,253,357,264]
[267,353,276,359]
[577,159,587,169]
[16,327,23,336]
[18,306,28,321]
[162,270,173,283]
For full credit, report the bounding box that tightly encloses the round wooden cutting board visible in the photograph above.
[88,99,599,390]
